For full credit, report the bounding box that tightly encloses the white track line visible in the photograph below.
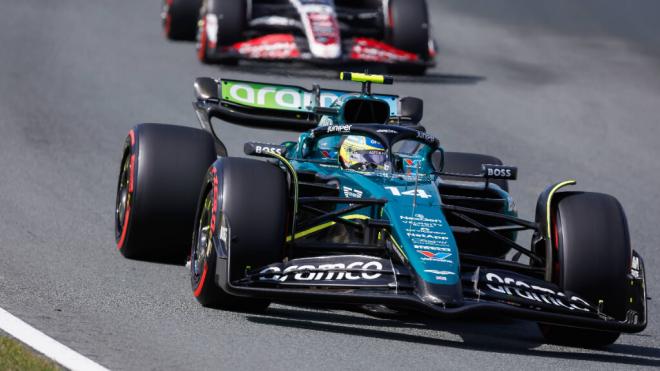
[0,307,110,371]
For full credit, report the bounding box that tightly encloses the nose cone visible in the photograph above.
[309,42,341,59]
[417,279,464,307]
[299,4,342,59]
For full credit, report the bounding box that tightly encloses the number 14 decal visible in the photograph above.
[385,187,432,199]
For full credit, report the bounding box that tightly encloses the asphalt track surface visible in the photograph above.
[1,1,659,370]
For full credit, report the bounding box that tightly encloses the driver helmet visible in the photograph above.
[339,136,388,171]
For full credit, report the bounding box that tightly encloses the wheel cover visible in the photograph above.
[192,191,213,285]
[115,152,131,239]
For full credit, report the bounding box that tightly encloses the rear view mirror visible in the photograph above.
[431,149,444,171]
[400,97,423,124]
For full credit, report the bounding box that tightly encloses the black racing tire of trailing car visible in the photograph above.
[197,0,246,64]
[115,123,217,263]
[386,0,430,75]
[162,0,203,41]
[190,157,288,310]
[438,152,509,192]
[538,191,630,347]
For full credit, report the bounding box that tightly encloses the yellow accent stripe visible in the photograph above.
[545,179,576,238]
[388,233,406,260]
[286,221,334,242]
[286,214,406,261]
[286,214,370,242]
[268,152,298,216]
[267,152,300,246]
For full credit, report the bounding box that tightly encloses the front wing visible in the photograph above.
[204,33,434,68]
[214,252,647,333]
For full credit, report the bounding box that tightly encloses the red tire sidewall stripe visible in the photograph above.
[128,154,135,193]
[117,130,136,250]
[387,2,394,29]
[193,167,220,296]
[117,207,131,250]
[551,210,560,283]
[164,0,174,37]
[193,262,209,297]
[210,167,218,234]
[197,18,207,61]
[165,14,172,36]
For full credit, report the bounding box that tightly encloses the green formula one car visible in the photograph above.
[115,72,647,346]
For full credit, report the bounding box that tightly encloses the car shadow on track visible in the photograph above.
[245,306,660,367]
[218,63,485,85]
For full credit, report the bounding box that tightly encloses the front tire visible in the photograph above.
[538,192,630,346]
[190,185,270,311]
[190,158,288,310]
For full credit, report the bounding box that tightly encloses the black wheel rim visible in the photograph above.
[115,151,131,239]
[192,190,213,285]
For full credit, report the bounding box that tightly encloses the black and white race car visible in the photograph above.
[162,0,435,74]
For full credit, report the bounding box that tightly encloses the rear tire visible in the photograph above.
[115,124,216,262]
[538,192,630,347]
[190,158,288,310]
[386,0,430,75]
[162,0,202,41]
[197,0,246,65]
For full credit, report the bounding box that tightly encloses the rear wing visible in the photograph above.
[193,76,400,133]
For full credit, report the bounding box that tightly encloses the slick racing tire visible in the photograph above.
[386,0,430,75]
[538,192,630,347]
[190,158,288,311]
[115,124,216,262]
[439,152,509,192]
[162,0,203,41]
[197,0,246,65]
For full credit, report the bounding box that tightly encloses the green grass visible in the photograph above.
[0,336,60,371]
